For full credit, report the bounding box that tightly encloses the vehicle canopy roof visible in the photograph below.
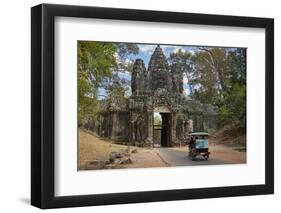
[188,132,209,136]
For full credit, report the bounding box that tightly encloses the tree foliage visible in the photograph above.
[78,41,138,126]
[170,47,246,128]
[78,41,116,126]
[154,114,162,125]
[168,49,194,93]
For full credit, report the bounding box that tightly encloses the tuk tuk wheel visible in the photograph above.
[204,154,209,160]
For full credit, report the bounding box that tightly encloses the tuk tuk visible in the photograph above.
[188,132,210,161]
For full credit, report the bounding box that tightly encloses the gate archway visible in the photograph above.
[153,107,172,147]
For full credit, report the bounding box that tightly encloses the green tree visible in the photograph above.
[170,47,246,128]
[78,41,116,126]
[168,49,194,93]
[189,48,230,105]
[154,114,162,125]
[78,41,139,126]
[221,48,246,128]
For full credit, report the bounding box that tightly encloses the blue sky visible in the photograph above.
[130,44,197,67]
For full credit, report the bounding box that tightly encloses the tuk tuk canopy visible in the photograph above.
[188,132,209,136]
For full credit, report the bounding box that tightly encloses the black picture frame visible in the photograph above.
[31,3,274,209]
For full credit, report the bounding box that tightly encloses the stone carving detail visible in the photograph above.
[148,45,172,91]
[132,59,150,95]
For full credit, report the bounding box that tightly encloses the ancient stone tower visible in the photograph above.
[97,45,218,146]
[148,45,172,92]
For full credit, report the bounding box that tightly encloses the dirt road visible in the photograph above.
[155,148,229,166]
[168,144,246,165]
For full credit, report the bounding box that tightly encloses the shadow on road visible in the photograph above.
[155,147,229,166]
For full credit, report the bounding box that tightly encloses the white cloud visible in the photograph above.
[183,75,188,84]
[184,88,191,96]
[138,44,156,54]
[183,75,190,96]
[118,71,131,80]
[138,44,187,57]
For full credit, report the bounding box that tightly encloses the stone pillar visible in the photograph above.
[129,115,134,142]
[188,119,194,133]
[171,113,177,145]
[147,112,153,144]
[131,112,138,142]
[182,121,185,139]
[111,113,118,140]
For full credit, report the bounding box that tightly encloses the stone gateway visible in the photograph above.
[95,45,218,147]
